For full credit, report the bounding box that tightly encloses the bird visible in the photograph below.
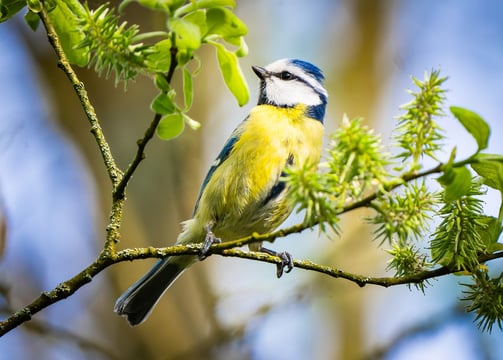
[114,58,328,326]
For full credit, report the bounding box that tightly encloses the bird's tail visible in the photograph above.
[114,255,196,326]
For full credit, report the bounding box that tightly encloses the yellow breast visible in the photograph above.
[195,104,324,240]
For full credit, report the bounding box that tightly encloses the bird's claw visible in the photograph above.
[260,246,294,278]
[276,251,294,278]
[199,224,221,260]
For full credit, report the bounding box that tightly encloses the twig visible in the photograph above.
[217,249,503,288]
[113,47,178,201]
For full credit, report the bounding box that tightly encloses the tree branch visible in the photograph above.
[2,232,502,337]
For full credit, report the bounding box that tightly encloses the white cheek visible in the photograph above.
[265,79,321,106]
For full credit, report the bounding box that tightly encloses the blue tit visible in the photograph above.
[115,58,328,326]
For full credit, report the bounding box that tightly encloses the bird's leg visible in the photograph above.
[259,246,294,278]
[199,222,221,260]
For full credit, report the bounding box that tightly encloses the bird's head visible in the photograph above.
[252,59,328,114]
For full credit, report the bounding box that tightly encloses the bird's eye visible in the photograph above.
[279,71,295,80]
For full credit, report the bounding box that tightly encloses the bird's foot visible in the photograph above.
[260,246,294,278]
[199,223,221,260]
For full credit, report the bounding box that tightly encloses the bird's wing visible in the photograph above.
[192,120,246,215]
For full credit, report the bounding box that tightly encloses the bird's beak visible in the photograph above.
[252,65,267,80]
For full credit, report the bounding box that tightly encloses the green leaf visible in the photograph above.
[169,17,201,50]
[119,0,185,13]
[183,9,207,38]
[146,39,172,73]
[437,165,472,202]
[471,158,503,193]
[471,153,503,163]
[450,106,490,151]
[205,7,247,41]
[183,67,194,110]
[151,92,176,115]
[48,0,90,66]
[0,0,26,22]
[169,16,202,66]
[174,0,235,17]
[478,216,502,250]
[154,73,171,92]
[130,31,169,43]
[234,36,248,57]
[213,42,249,106]
[157,113,185,140]
[24,9,40,30]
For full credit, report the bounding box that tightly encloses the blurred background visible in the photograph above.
[1,0,502,359]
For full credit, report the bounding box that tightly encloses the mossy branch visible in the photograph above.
[38,4,125,255]
[1,235,502,336]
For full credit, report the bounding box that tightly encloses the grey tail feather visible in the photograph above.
[114,257,187,326]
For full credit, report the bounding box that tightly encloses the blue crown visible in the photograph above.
[289,59,325,84]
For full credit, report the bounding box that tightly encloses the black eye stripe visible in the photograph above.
[275,71,296,81]
[267,70,326,100]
